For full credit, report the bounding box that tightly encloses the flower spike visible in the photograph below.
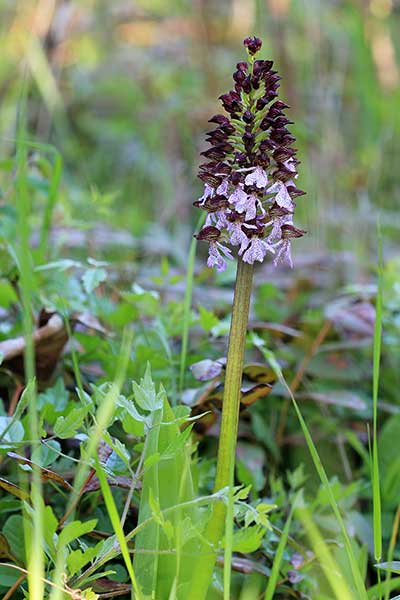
[195,36,305,269]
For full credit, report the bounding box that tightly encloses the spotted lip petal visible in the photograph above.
[194,36,305,271]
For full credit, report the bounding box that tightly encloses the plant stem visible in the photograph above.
[187,258,254,600]
[215,258,254,490]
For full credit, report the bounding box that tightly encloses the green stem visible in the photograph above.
[214,258,254,490]
[187,258,254,600]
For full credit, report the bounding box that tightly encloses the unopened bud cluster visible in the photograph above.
[195,37,305,272]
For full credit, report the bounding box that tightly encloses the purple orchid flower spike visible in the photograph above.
[195,36,305,270]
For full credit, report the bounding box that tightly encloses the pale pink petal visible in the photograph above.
[273,239,293,268]
[228,186,247,205]
[198,184,214,205]
[244,166,268,189]
[241,238,274,264]
[216,179,229,196]
[235,193,257,220]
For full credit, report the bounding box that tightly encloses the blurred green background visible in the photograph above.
[0,0,399,268]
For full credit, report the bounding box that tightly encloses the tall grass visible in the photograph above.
[15,76,44,599]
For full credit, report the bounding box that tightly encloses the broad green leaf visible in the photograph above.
[229,525,265,553]
[0,564,21,590]
[31,440,61,467]
[0,417,24,446]
[2,515,25,563]
[67,544,101,577]
[54,406,89,439]
[38,378,70,421]
[59,519,98,547]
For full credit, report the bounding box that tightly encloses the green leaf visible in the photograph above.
[31,440,61,467]
[132,364,163,412]
[54,406,89,439]
[0,279,17,308]
[230,525,265,553]
[116,395,148,424]
[0,417,24,446]
[67,543,102,577]
[0,564,21,590]
[59,519,98,547]
[2,515,25,563]
[43,503,59,559]
[198,305,219,333]
[82,267,107,294]
[38,378,70,415]
[133,394,199,598]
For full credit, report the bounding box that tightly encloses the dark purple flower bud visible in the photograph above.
[243,132,255,153]
[206,129,229,145]
[202,195,229,212]
[195,226,221,242]
[243,109,254,124]
[270,100,290,111]
[201,142,234,160]
[270,116,294,129]
[260,140,276,153]
[230,171,242,185]
[266,107,284,120]
[201,148,226,161]
[267,202,292,219]
[286,185,306,197]
[259,116,273,131]
[215,161,232,175]
[233,69,247,85]
[264,71,281,84]
[273,147,296,161]
[235,151,248,166]
[198,172,222,187]
[208,114,230,126]
[270,127,295,144]
[253,59,274,77]
[241,76,252,94]
[281,224,306,239]
[256,96,269,111]
[219,91,242,114]
[273,165,296,182]
[254,153,270,168]
[243,36,262,56]
[236,61,248,72]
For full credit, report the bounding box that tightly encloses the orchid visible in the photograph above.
[195,36,305,269]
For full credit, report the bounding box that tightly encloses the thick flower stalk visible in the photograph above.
[195,36,305,271]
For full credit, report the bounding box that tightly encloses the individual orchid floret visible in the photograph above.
[195,225,233,272]
[195,36,305,270]
[244,166,268,189]
[241,236,275,264]
[273,224,306,268]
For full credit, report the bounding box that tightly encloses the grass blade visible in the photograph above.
[372,223,383,566]
[264,492,298,600]
[94,456,143,599]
